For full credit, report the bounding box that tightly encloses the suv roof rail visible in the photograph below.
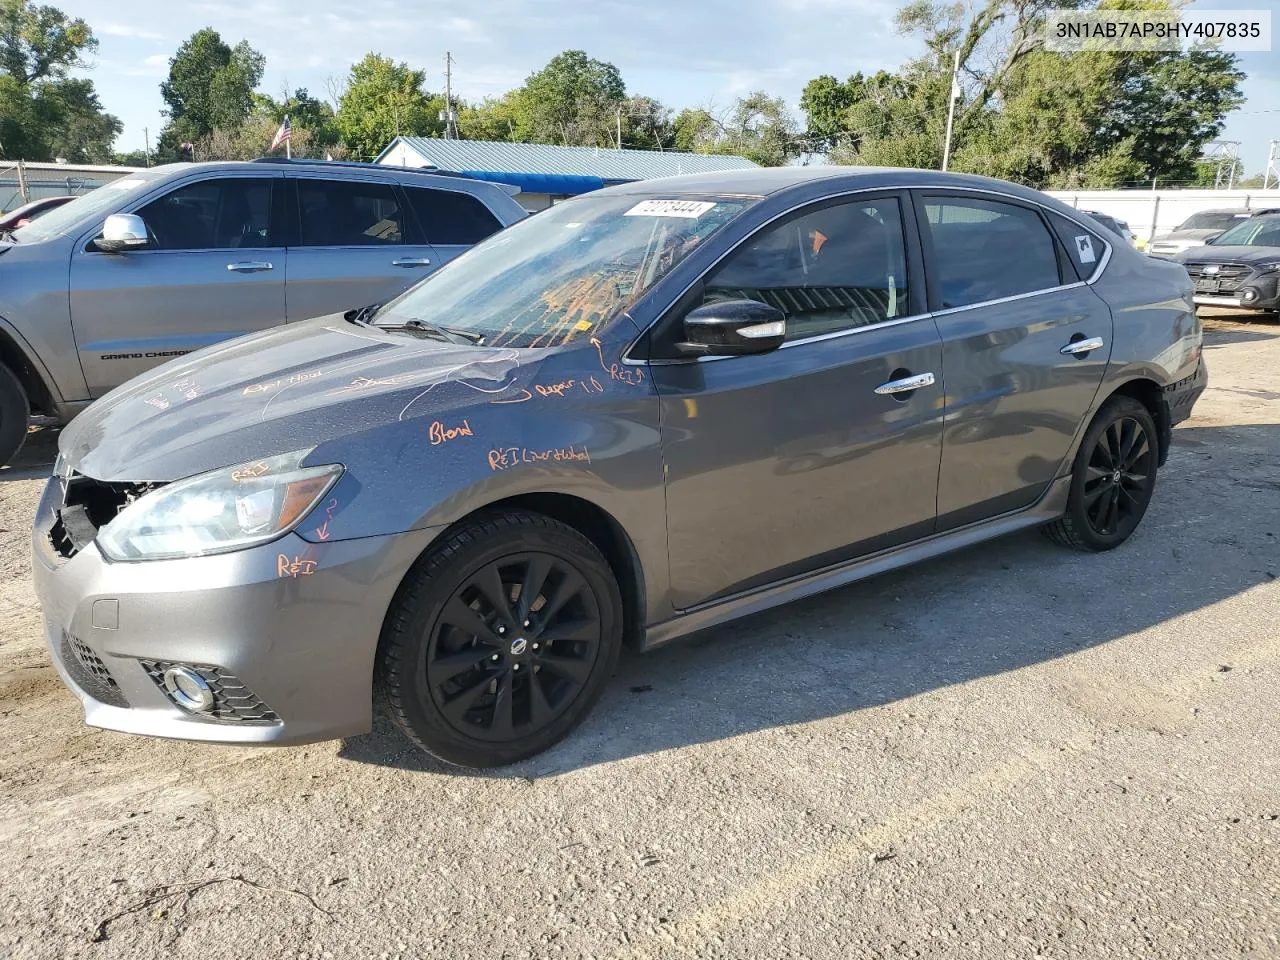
[249,156,474,180]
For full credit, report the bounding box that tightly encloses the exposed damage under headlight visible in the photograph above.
[48,472,161,560]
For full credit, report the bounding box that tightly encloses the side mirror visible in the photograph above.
[94,213,150,252]
[1203,232,1223,245]
[676,299,786,357]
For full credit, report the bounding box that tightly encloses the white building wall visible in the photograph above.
[1046,189,1280,244]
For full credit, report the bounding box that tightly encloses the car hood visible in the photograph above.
[1175,245,1280,264]
[1156,228,1228,244]
[59,315,528,482]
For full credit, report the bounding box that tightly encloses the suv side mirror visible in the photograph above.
[1203,232,1223,245]
[676,299,786,357]
[94,213,150,252]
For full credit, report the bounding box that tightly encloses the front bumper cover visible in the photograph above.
[32,476,441,746]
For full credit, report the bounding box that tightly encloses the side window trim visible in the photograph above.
[912,189,1073,314]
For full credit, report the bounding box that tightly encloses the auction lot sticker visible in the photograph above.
[1045,8,1271,52]
[625,200,717,218]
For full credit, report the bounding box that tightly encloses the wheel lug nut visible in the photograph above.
[523,620,530,628]
[532,642,539,651]
[491,654,500,661]
[497,625,506,634]
[513,663,521,671]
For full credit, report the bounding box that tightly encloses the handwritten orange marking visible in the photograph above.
[231,461,270,482]
[487,445,591,472]
[314,498,338,541]
[591,336,645,386]
[428,418,475,446]
[535,379,576,398]
[277,554,318,578]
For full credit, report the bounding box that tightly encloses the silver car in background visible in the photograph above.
[1146,208,1276,258]
[0,159,527,466]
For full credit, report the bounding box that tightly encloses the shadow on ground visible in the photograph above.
[338,421,1280,779]
[1,426,59,482]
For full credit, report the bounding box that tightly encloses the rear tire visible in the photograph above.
[0,364,28,468]
[1043,396,1158,552]
[376,510,623,768]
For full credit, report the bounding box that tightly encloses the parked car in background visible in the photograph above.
[33,167,1206,767]
[1146,208,1279,257]
[1081,209,1136,246]
[0,195,75,233]
[0,159,527,465]
[1174,212,1280,318]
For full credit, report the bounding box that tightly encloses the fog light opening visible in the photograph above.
[163,666,215,713]
[1240,287,1259,303]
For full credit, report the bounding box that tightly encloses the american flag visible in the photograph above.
[269,116,291,152]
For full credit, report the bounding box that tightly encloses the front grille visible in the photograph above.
[1183,261,1254,293]
[141,661,280,724]
[58,631,129,708]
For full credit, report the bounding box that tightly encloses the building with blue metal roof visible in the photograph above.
[376,137,757,211]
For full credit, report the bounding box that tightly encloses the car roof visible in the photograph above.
[591,165,1069,205]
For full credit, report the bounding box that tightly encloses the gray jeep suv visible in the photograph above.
[0,159,528,465]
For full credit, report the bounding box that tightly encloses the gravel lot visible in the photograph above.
[2,312,1278,959]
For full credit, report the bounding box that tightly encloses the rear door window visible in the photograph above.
[405,187,503,245]
[296,179,403,246]
[920,196,1062,309]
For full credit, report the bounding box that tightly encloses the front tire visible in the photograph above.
[377,510,623,768]
[0,364,29,468]
[1043,396,1158,552]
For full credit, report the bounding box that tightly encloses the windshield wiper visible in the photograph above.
[0,229,17,243]
[380,318,485,346]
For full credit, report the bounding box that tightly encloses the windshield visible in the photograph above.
[1177,211,1249,232]
[372,195,753,348]
[11,171,169,243]
[1211,217,1280,248]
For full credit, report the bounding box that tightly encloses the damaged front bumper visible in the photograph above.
[31,472,440,746]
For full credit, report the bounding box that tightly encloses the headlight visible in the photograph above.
[97,450,343,561]
[1257,262,1280,274]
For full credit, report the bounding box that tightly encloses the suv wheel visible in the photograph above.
[0,364,28,467]
[377,510,623,768]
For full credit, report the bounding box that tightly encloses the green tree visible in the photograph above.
[511,49,625,146]
[0,0,117,162]
[0,0,93,82]
[334,53,443,160]
[41,77,120,162]
[457,93,521,141]
[800,0,1244,188]
[158,29,264,156]
[672,95,798,166]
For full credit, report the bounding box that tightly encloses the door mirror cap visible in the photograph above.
[1202,232,1223,245]
[676,299,786,357]
[94,213,150,252]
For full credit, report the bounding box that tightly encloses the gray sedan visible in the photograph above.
[33,167,1206,768]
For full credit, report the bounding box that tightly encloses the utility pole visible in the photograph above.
[617,105,622,150]
[442,51,458,139]
[143,127,151,166]
[1264,139,1280,191]
[941,49,961,172]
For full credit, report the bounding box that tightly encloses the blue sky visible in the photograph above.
[57,0,1280,177]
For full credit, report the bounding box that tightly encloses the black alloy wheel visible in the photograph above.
[1043,395,1158,552]
[378,510,623,768]
[1081,415,1152,537]
[426,552,602,742]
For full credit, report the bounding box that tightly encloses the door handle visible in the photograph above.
[1060,336,1104,356]
[391,257,432,268]
[874,372,936,396]
[226,261,273,273]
